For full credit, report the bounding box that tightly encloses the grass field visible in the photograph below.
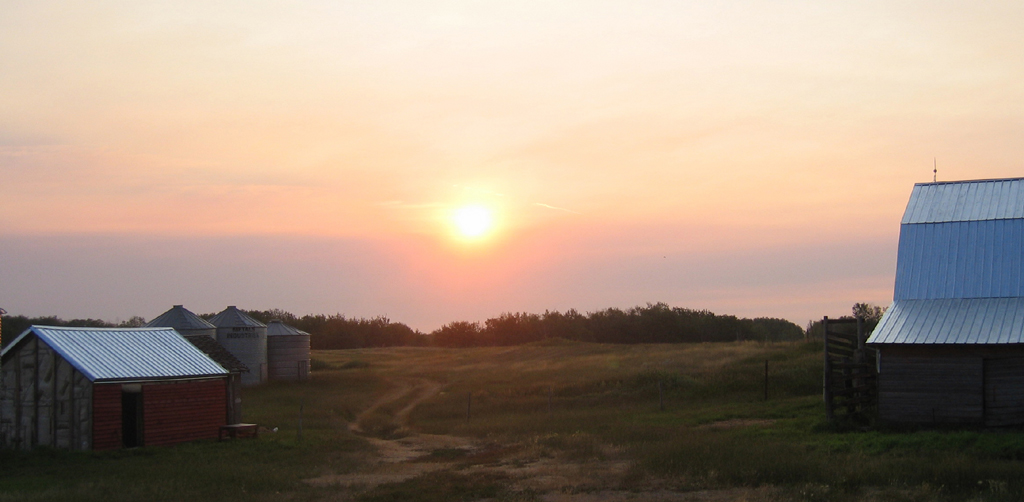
[3,340,1024,501]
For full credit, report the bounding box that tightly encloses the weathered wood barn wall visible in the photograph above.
[0,326,229,450]
[0,335,92,450]
[868,178,1024,426]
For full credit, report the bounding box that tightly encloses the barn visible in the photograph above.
[868,177,1024,426]
[0,326,229,450]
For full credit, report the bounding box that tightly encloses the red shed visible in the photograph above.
[0,326,229,450]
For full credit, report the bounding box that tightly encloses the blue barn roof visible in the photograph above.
[869,298,1024,344]
[901,178,1024,224]
[0,326,228,382]
[870,178,1024,345]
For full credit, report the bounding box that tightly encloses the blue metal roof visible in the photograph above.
[902,178,1024,224]
[877,178,1024,345]
[1,326,228,382]
[894,219,1024,300]
[868,298,1024,344]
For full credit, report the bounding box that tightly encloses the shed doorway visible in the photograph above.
[121,386,143,448]
[984,357,1024,427]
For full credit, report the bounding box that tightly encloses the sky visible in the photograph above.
[2,1,1023,331]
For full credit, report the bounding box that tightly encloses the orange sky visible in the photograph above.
[2,1,1023,329]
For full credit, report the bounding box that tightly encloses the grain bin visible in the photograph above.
[146,305,217,339]
[266,320,311,381]
[209,307,267,386]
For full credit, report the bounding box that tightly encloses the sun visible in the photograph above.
[452,205,494,240]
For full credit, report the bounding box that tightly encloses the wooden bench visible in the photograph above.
[219,423,259,441]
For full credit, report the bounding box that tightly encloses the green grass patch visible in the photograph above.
[6,341,1024,501]
[356,471,511,502]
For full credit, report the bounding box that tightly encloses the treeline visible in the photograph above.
[2,303,806,350]
[429,303,804,347]
[0,315,147,348]
[238,303,804,348]
[0,311,424,350]
[215,309,424,350]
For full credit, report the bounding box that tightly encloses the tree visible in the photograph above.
[432,321,482,347]
[119,316,147,327]
[852,303,886,323]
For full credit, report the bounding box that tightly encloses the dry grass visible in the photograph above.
[317,341,1024,501]
[3,341,1024,501]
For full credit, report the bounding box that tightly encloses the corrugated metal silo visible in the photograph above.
[266,320,311,381]
[146,305,217,339]
[209,306,267,386]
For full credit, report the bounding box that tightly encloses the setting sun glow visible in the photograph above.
[452,205,494,240]
[5,0,1022,334]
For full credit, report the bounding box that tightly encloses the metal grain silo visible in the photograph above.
[146,305,217,339]
[266,320,311,381]
[209,306,267,386]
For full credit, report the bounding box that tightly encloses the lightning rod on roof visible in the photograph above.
[933,158,937,183]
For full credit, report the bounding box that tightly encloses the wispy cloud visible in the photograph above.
[453,184,505,197]
[534,202,581,215]
[377,200,447,209]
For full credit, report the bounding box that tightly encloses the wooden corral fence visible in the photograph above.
[823,317,878,423]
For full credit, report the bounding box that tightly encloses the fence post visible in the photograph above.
[298,403,303,442]
[764,360,769,401]
[855,316,865,413]
[823,316,833,422]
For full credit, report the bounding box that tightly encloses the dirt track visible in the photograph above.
[308,378,764,501]
[349,377,443,435]
[308,378,473,489]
